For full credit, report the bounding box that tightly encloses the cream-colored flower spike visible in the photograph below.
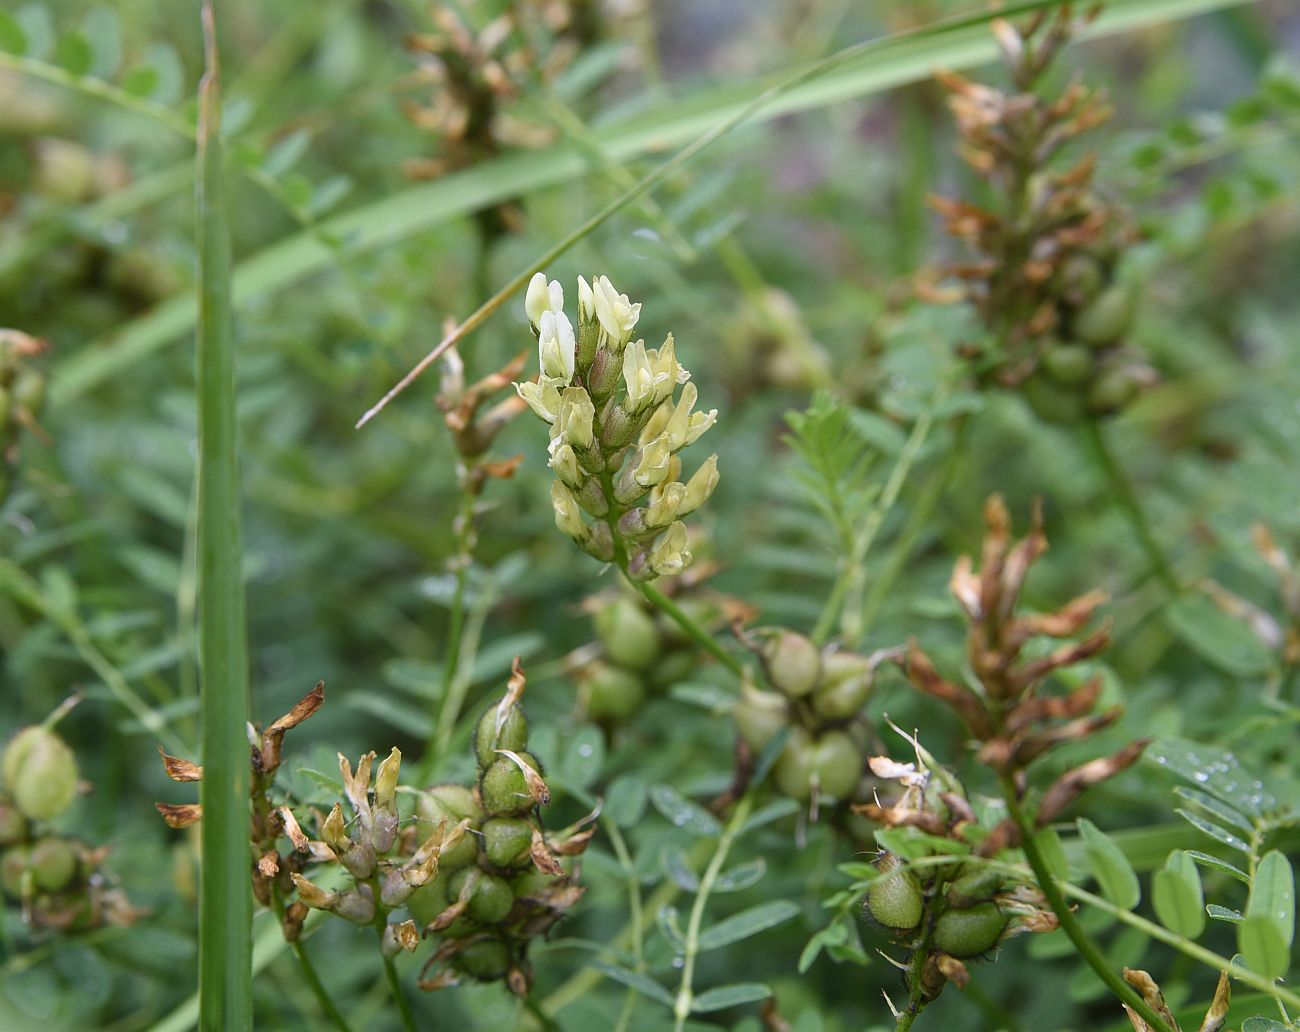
[518,273,719,579]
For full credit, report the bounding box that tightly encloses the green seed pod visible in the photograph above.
[510,868,549,900]
[774,728,862,802]
[482,817,533,869]
[932,902,1008,958]
[1040,342,1094,386]
[419,784,484,823]
[1073,282,1136,347]
[0,801,26,848]
[2,726,79,822]
[453,938,511,981]
[0,388,11,429]
[474,704,529,771]
[867,854,924,931]
[756,629,821,698]
[448,868,515,924]
[1087,362,1142,415]
[946,867,1005,909]
[405,877,448,927]
[811,650,872,721]
[594,597,660,670]
[29,837,78,893]
[583,662,645,722]
[480,753,543,816]
[1,846,30,897]
[733,682,788,752]
[1020,372,1084,426]
[1059,253,1105,300]
[649,649,695,689]
[11,369,45,419]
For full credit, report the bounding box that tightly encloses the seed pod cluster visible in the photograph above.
[0,330,50,503]
[412,678,588,994]
[930,10,1155,422]
[1,724,136,931]
[733,629,876,803]
[576,585,724,723]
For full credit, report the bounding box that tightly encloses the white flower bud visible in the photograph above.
[649,521,692,576]
[515,377,564,422]
[551,481,586,541]
[646,481,685,527]
[554,386,595,450]
[680,454,719,515]
[593,275,641,349]
[538,310,576,383]
[577,275,595,322]
[525,272,563,328]
[548,441,584,489]
[633,434,673,487]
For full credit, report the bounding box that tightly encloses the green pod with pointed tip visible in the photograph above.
[933,902,1008,958]
[867,855,924,932]
[474,704,529,771]
[480,752,543,816]
[594,597,660,670]
[453,938,511,981]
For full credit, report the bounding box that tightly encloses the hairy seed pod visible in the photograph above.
[811,650,873,721]
[945,867,1005,909]
[480,753,543,816]
[1040,341,1093,386]
[774,728,862,801]
[583,661,645,722]
[474,705,529,771]
[2,726,79,822]
[1,846,31,897]
[867,854,925,932]
[733,682,789,752]
[1073,282,1136,347]
[932,902,1008,958]
[594,597,660,670]
[0,802,25,848]
[30,837,78,893]
[1058,253,1104,301]
[405,877,448,927]
[756,629,821,698]
[448,868,515,924]
[481,817,533,869]
[1087,362,1142,415]
[454,938,511,980]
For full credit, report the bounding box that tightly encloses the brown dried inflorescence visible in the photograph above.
[896,495,1149,854]
[926,8,1154,419]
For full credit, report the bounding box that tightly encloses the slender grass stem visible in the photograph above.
[428,485,475,765]
[672,793,755,1031]
[998,779,1174,1032]
[195,5,252,1029]
[630,575,744,678]
[1082,420,1181,595]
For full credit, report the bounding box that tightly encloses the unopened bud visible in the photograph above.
[2,726,79,822]
[679,455,719,515]
[648,521,691,577]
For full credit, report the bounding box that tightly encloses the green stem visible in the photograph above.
[672,793,755,1031]
[631,576,744,678]
[892,916,935,1032]
[999,780,1174,1032]
[431,486,476,760]
[270,894,353,1032]
[195,7,252,1030]
[855,415,970,646]
[380,951,419,1032]
[1082,420,1180,595]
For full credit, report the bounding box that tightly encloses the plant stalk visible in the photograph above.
[195,5,253,1029]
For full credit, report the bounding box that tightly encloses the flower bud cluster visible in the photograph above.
[412,662,588,994]
[0,330,50,503]
[929,10,1154,421]
[517,273,719,580]
[2,722,137,931]
[732,628,879,805]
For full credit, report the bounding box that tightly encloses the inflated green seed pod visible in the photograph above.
[2,726,79,822]
[1087,362,1142,415]
[419,784,484,823]
[1073,282,1136,347]
[1,846,30,897]
[453,938,511,980]
[474,704,529,771]
[1020,372,1085,425]
[29,837,77,893]
[811,651,872,721]
[583,662,645,722]
[440,913,481,938]
[773,728,862,802]
[482,817,533,869]
[510,868,550,900]
[1040,342,1094,386]
[946,867,1005,909]
[594,597,660,671]
[649,649,695,689]
[0,388,11,429]
[480,753,542,816]
[733,682,788,752]
[0,802,25,848]
[756,629,821,698]
[867,855,924,931]
[11,369,45,419]
[1059,253,1104,300]
[448,868,515,924]
[932,902,1008,958]
[405,877,448,927]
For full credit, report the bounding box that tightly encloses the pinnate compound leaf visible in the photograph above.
[697,901,801,953]
[1152,850,1205,939]
[1077,818,1140,910]
[691,983,772,1013]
